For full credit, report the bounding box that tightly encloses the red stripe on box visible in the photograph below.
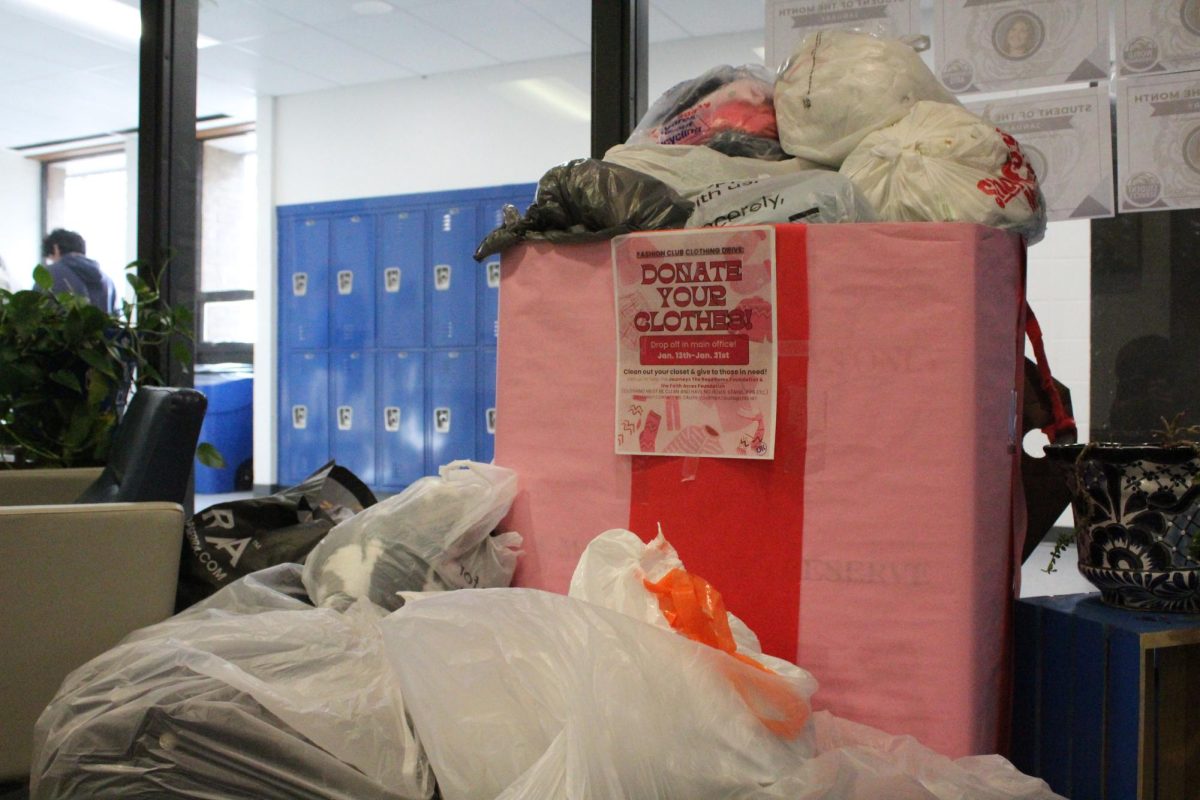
[628,224,809,660]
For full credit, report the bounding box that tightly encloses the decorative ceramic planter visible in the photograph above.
[1045,443,1200,613]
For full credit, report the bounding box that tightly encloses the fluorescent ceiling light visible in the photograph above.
[18,0,219,48]
[505,77,590,123]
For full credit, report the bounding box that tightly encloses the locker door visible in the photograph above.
[279,216,329,349]
[428,349,476,470]
[476,200,507,346]
[331,351,375,486]
[377,210,426,348]
[330,214,375,348]
[376,350,427,490]
[428,205,477,347]
[279,350,329,486]
[477,348,497,463]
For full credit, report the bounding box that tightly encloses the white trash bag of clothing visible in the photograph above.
[303,460,521,611]
[380,529,1063,800]
[840,100,1047,243]
[775,29,959,167]
[31,565,433,800]
[603,142,824,200]
[686,171,878,228]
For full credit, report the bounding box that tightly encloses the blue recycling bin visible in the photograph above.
[194,368,254,494]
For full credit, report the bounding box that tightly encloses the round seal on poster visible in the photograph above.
[993,11,1044,61]
[1185,126,1200,175]
[1022,143,1048,185]
[1124,172,1163,207]
[1121,36,1160,72]
[1182,0,1200,37]
[940,59,975,93]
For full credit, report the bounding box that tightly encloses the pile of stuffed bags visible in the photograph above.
[476,29,1046,260]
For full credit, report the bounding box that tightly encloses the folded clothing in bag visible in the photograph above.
[775,30,959,166]
[31,565,433,800]
[474,159,692,261]
[177,460,377,609]
[686,171,878,228]
[302,460,522,611]
[627,64,778,148]
[840,101,1047,243]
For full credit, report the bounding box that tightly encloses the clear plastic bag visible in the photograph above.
[686,171,878,228]
[380,530,1063,800]
[840,101,1047,244]
[775,29,959,167]
[302,460,521,611]
[603,142,823,199]
[31,565,433,800]
[628,64,778,148]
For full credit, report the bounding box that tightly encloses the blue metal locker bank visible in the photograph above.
[277,182,535,494]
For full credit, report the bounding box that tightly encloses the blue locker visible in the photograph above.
[280,216,329,349]
[377,210,426,348]
[429,205,478,347]
[476,201,507,346]
[330,215,375,348]
[376,350,427,489]
[477,348,497,463]
[279,351,329,486]
[428,350,476,470]
[331,351,375,486]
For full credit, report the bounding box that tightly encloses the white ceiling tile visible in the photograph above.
[197,76,258,122]
[648,6,688,43]
[199,0,304,42]
[319,12,496,75]
[515,0,589,43]
[407,0,585,61]
[0,13,136,70]
[244,0,362,26]
[236,27,417,85]
[654,0,764,37]
[200,43,337,96]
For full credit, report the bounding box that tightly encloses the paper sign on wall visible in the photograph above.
[1115,0,1200,77]
[612,227,777,459]
[764,0,921,71]
[1116,72,1200,213]
[967,83,1114,221]
[934,0,1108,94]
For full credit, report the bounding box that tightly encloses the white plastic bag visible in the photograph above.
[603,142,823,199]
[31,565,433,800]
[686,171,878,228]
[381,530,1063,800]
[302,460,521,610]
[775,30,959,166]
[840,101,1047,243]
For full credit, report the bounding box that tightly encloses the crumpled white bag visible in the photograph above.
[31,565,433,800]
[840,101,1047,243]
[775,30,959,166]
[303,460,521,610]
[381,530,1063,800]
[603,142,824,199]
[686,171,878,228]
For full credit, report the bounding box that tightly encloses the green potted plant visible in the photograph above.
[0,263,222,469]
[1044,414,1200,613]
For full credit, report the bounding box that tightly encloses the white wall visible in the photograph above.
[0,147,42,289]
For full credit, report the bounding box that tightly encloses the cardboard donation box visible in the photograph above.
[495,223,1025,759]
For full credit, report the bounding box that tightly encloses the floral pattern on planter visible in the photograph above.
[1046,443,1200,613]
[1077,565,1200,614]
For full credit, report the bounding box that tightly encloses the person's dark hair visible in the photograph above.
[42,228,86,258]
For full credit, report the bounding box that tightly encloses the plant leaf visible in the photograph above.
[196,442,226,469]
[48,370,82,393]
[33,265,53,290]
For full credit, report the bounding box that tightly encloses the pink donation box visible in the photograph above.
[495,223,1025,759]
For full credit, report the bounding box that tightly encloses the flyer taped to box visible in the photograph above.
[612,227,778,459]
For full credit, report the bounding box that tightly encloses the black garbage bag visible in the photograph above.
[177,462,376,609]
[473,158,693,261]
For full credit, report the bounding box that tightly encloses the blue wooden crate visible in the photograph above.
[1012,593,1200,799]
